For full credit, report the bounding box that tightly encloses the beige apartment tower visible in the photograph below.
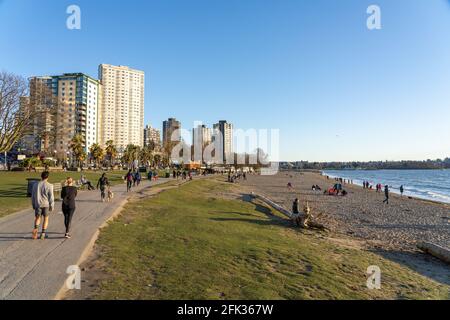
[98,64,145,151]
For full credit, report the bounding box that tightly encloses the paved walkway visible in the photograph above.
[0,178,169,300]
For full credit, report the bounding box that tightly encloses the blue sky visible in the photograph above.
[1,0,450,161]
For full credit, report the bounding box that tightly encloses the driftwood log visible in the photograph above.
[250,192,327,231]
[417,242,450,264]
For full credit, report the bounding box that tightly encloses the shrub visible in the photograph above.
[21,157,42,168]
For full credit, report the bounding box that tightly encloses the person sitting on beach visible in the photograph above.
[315,185,321,191]
[287,182,293,190]
[327,188,337,196]
[341,190,348,196]
[312,185,316,191]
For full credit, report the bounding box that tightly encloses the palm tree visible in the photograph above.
[139,146,154,168]
[105,140,117,168]
[122,144,140,168]
[153,154,162,168]
[69,134,86,169]
[89,143,104,169]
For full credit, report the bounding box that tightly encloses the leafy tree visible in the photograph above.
[21,157,42,169]
[105,140,117,167]
[153,154,162,167]
[69,134,86,169]
[89,143,104,169]
[139,146,154,167]
[122,144,140,167]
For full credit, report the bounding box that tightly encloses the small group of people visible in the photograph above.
[31,172,77,240]
[30,171,118,240]
[125,170,142,192]
[311,185,321,191]
[147,170,159,182]
[172,170,190,180]
[228,171,246,183]
[325,183,348,196]
[362,181,372,189]
[368,181,405,204]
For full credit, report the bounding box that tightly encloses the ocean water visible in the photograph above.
[322,169,450,204]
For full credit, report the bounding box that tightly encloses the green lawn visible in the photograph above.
[88,179,449,300]
[0,170,127,218]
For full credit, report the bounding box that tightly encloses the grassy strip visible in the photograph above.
[89,179,449,300]
[0,171,127,218]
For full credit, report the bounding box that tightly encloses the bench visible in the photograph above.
[53,183,63,193]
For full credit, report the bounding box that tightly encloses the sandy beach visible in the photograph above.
[240,171,450,252]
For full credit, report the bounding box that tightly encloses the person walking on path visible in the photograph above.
[97,173,110,201]
[31,171,54,240]
[135,171,142,186]
[148,170,153,181]
[125,170,133,192]
[383,185,390,204]
[61,177,78,239]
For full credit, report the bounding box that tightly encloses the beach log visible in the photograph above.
[249,192,329,231]
[250,192,294,219]
[417,242,450,264]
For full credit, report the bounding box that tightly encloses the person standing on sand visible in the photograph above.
[31,171,54,240]
[400,185,404,197]
[292,198,300,226]
[292,198,300,214]
[61,177,78,239]
[383,185,390,204]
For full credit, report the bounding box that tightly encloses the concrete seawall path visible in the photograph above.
[0,178,169,300]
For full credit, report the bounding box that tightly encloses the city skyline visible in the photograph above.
[1,0,450,161]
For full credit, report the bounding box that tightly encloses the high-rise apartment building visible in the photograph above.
[98,64,145,151]
[162,118,181,148]
[192,124,212,163]
[144,125,161,149]
[213,120,233,163]
[27,73,101,158]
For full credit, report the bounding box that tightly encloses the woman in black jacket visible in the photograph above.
[61,177,78,239]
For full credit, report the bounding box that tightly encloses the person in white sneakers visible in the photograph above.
[31,171,54,240]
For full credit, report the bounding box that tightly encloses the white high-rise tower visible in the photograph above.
[98,64,145,151]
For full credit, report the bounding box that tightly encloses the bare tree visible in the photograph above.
[0,71,32,153]
[28,77,64,157]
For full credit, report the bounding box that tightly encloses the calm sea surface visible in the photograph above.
[322,169,450,204]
